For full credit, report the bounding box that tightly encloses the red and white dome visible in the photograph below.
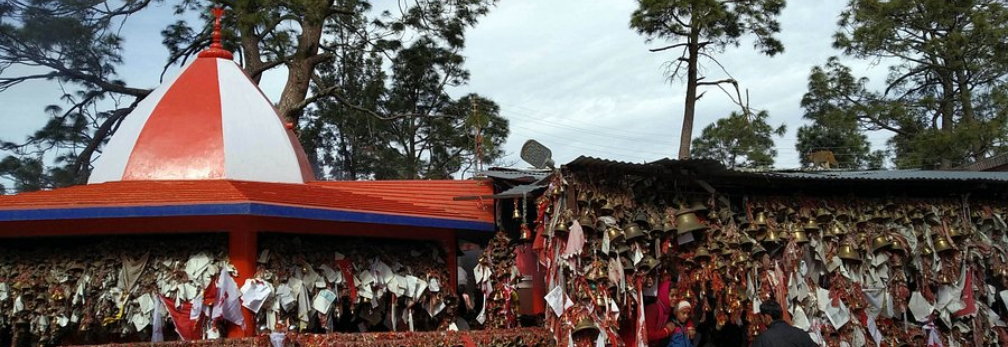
[89,40,313,184]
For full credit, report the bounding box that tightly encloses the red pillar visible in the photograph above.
[445,233,458,294]
[228,227,257,337]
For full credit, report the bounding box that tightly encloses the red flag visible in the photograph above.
[203,275,218,307]
[337,259,357,303]
[161,296,203,341]
[954,270,977,318]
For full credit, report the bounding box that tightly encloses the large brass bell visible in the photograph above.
[676,211,708,235]
[871,235,892,253]
[599,200,615,216]
[933,236,954,254]
[695,247,712,262]
[638,256,657,273]
[838,243,861,262]
[679,201,708,214]
[803,219,820,232]
[815,208,833,223]
[624,223,645,241]
[551,218,569,237]
[607,226,624,243]
[792,229,810,245]
[577,192,590,206]
[572,318,600,337]
[763,228,782,244]
[754,211,769,226]
[579,215,596,234]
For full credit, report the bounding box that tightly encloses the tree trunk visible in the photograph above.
[276,20,325,125]
[679,26,701,159]
[939,70,955,169]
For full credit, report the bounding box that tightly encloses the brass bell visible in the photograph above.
[910,211,924,223]
[649,214,663,234]
[751,244,767,257]
[815,208,833,223]
[856,214,871,228]
[933,236,954,254]
[921,246,934,257]
[638,256,656,272]
[607,226,624,243]
[948,226,964,240]
[889,240,906,255]
[709,242,721,253]
[662,216,677,234]
[679,201,708,214]
[871,235,892,253]
[519,225,533,243]
[803,219,820,232]
[763,228,781,244]
[624,223,645,241]
[572,318,600,337]
[792,229,810,245]
[676,212,708,235]
[754,211,769,226]
[838,243,861,262]
[695,247,712,262]
[512,206,522,220]
[599,200,615,216]
[740,234,756,249]
[579,214,596,233]
[577,192,590,206]
[554,218,570,236]
[616,243,631,256]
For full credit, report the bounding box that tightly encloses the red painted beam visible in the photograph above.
[228,226,257,337]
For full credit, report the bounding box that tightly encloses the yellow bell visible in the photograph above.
[838,243,861,262]
[803,219,820,232]
[512,205,521,220]
[518,225,532,243]
[678,201,708,214]
[576,192,590,206]
[921,246,934,257]
[764,228,781,244]
[934,236,954,254]
[754,211,768,226]
[676,212,708,235]
[751,244,767,257]
[948,226,964,240]
[871,235,892,253]
[572,318,600,337]
[792,230,810,244]
[608,226,624,243]
[553,218,569,236]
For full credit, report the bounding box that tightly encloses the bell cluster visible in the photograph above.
[532,170,1008,347]
[0,235,229,346]
[252,235,458,333]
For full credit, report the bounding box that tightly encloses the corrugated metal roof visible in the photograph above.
[763,170,1008,182]
[480,168,551,183]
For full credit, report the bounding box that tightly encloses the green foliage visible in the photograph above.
[691,111,785,168]
[796,58,886,169]
[827,0,1008,168]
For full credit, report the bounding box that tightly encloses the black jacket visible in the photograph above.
[751,320,818,347]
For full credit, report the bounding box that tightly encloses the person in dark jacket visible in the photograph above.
[751,300,817,347]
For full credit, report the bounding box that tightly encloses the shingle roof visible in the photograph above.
[0,180,494,224]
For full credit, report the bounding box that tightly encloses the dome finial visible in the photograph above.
[198,6,234,59]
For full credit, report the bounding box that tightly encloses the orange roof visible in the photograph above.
[0,179,494,224]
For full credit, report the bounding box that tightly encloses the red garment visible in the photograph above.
[644,280,673,346]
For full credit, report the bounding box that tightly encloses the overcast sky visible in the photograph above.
[0,0,897,181]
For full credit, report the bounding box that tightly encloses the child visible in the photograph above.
[665,301,695,347]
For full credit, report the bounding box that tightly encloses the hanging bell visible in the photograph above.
[751,244,767,257]
[608,226,624,243]
[578,214,595,233]
[649,214,663,234]
[577,192,590,206]
[871,235,892,253]
[838,243,861,263]
[624,223,645,241]
[512,204,521,220]
[754,211,769,226]
[662,216,677,234]
[676,212,708,235]
[554,218,570,237]
[695,247,712,262]
[933,236,954,254]
[803,219,820,232]
[815,208,833,223]
[921,245,934,257]
[599,200,615,216]
[948,226,964,240]
[572,318,600,337]
[763,228,781,244]
[792,229,810,245]
[519,225,533,243]
[594,293,607,309]
[634,211,650,229]
[679,201,708,214]
[856,214,871,228]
